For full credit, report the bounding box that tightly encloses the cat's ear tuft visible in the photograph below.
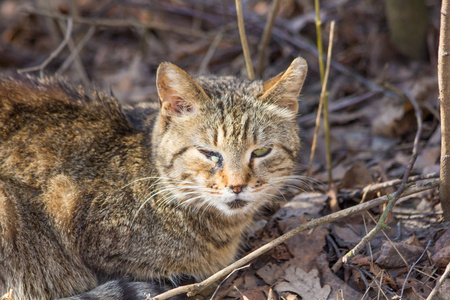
[156,62,209,118]
[259,57,308,114]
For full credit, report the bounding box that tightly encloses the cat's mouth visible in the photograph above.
[226,198,248,209]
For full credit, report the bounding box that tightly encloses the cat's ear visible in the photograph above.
[259,57,308,114]
[156,62,210,117]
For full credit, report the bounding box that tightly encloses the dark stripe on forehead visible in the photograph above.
[212,128,218,146]
[222,123,227,139]
[164,146,191,171]
[242,115,250,141]
[252,127,258,144]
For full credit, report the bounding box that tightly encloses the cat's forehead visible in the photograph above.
[194,75,262,99]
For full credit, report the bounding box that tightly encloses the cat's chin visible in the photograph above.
[226,198,248,210]
[205,196,267,217]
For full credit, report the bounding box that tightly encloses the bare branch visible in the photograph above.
[256,0,280,77]
[235,0,255,80]
[18,18,73,77]
[151,179,439,300]
[438,0,450,220]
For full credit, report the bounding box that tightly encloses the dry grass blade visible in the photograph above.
[151,179,439,300]
[256,0,280,77]
[235,0,255,80]
[336,88,423,268]
[426,261,450,300]
[307,21,335,177]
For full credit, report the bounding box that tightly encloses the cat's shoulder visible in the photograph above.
[0,72,157,131]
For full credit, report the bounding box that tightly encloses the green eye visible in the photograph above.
[251,147,272,158]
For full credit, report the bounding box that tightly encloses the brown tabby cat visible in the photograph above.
[0,57,307,299]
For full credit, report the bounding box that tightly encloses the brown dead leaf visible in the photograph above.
[371,96,416,138]
[256,262,286,285]
[432,246,450,268]
[241,287,266,300]
[375,235,424,268]
[278,217,328,271]
[434,228,450,250]
[341,162,374,189]
[332,224,362,247]
[316,254,364,299]
[273,193,328,219]
[274,266,331,300]
[414,146,440,174]
[396,277,432,299]
[350,253,381,267]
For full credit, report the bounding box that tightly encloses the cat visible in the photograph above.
[0,57,307,299]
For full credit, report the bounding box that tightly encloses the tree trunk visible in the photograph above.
[438,0,450,221]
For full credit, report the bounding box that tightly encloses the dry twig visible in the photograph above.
[256,0,280,77]
[400,239,432,298]
[307,21,335,177]
[235,0,255,80]
[151,179,439,300]
[57,26,96,75]
[21,8,206,38]
[18,17,73,77]
[426,261,450,300]
[336,88,423,268]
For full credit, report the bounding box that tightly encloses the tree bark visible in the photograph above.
[439,0,450,221]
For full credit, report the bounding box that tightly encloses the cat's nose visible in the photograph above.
[230,185,245,194]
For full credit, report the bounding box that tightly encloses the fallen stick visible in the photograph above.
[151,179,439,300]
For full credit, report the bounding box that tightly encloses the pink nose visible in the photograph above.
[230,185,244,194]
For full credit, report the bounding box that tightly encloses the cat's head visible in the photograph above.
[153,58,307,217]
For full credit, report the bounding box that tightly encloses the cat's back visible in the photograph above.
[0,73,132,138]
[0,73,151,188]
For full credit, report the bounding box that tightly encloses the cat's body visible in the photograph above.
[0,58,307,299]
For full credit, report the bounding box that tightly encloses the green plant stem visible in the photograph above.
[315,0,325,83]
[311,0,333,185]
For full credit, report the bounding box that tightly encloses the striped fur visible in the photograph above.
[0,58,307,299]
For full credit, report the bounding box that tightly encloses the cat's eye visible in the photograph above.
[251,147,272,158]
[198,149,222,164]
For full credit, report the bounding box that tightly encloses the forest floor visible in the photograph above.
[0,0,448,299]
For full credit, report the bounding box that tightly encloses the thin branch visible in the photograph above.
[57,26,96,75]
[338,88,423,265]
[21,8,206,38]
[151,179,439,300]
[198,30,224,74]
[298,91,382,125]
[426,261,450,300]
[400,239,432,298]
[56,19,90,87]
[209,264,250,300]
[18,17,73,77]
[307,21,335,177]
[235,0,255,80]
[339,172,439,201]
[256,0,280,77]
